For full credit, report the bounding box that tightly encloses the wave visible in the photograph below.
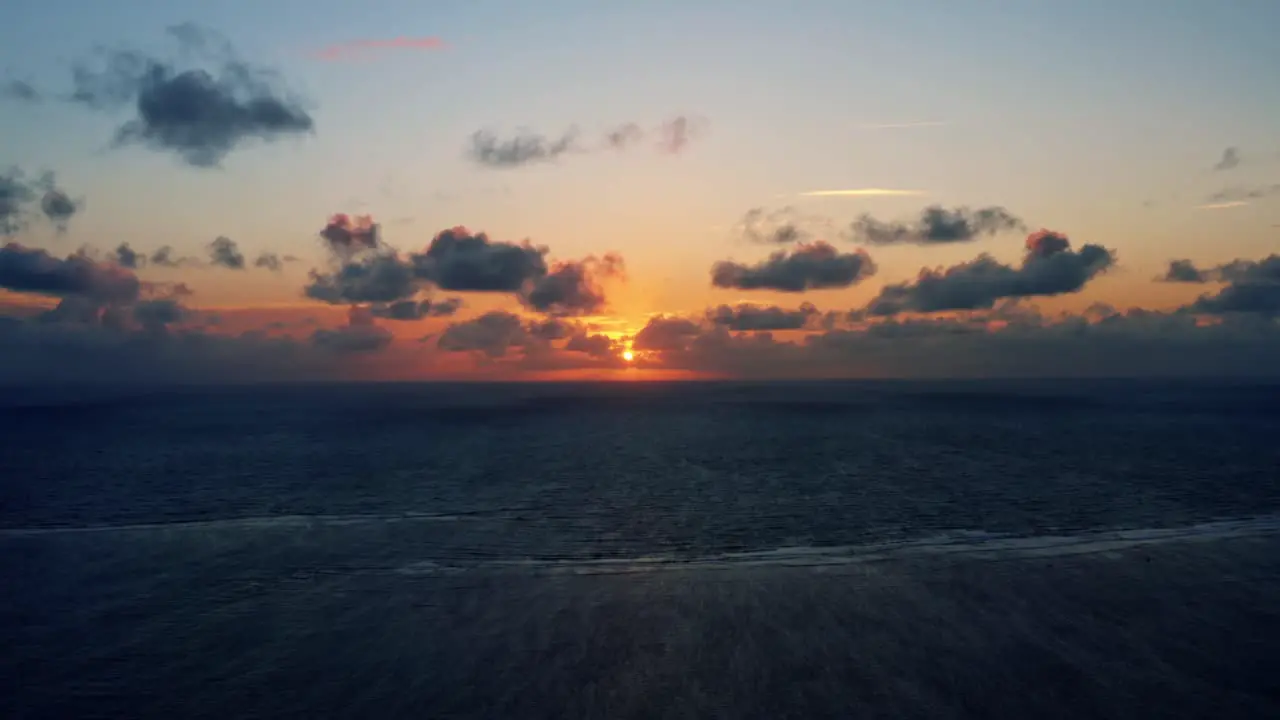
[392,515,1280,576]
[0,511,469,536]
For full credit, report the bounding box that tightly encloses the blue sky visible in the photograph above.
[0,1,1278,382]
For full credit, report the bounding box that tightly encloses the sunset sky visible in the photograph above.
[2,0,1278,384]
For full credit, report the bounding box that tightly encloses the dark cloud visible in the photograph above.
[711,242,877,292]
[67,24,315,167]
[847,205,1025,245]
[468,129,579,168]
[114,243,144,269]
[1182,254,1280,318]
[1214,147,1241,171]
[369,297,463,321]
[629,307,1280,379]
[521,253,624,316]
[736,206,821,245]
[0,243,141,303]
[437,310,529,357]
[150,245,200,268]
[0,168,80,235]
[132,298,187,332]
[1160,259,1210,283]
[1205,184,1280,203]
[633,315,703,352]
[527,317,578,341]
[411,226,549,292]
[304,251,418,305]
[310,306,393,354]
[865,230,1114,316]
[707,302,818,331]
[320,213,380,257]
[208,236,245,269]
[564,332,617,358]
[254,252,283,272]
[2,79,40,102]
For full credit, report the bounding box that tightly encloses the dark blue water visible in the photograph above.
[3,380,1280,718]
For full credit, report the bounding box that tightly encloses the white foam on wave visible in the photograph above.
[394,514,1280,576]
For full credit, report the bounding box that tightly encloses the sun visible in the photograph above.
[622,350,635,362]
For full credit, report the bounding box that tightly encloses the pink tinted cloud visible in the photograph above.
[314,36,447,62]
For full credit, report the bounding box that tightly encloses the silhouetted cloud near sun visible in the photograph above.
[53,23,314,167]
[707,303,819,331]
[847,205,1025,246]
[712,242,876,292]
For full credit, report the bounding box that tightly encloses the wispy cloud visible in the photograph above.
[858,121,947,130]
[798,189,927,198]
[1196,201,1249,210]
[314,37,446,62]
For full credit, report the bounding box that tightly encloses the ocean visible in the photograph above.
[3,380,1279,718]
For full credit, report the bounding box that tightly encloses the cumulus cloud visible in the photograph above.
[711,242,877,292]
[437,310,529,357]
[66,23,315,167]
[707,302,818,331]
[254,252,297,272]
[320,213,380,257]
[864,230,1115,316]
[1214,147,1241,171]
[521,253,624,316]
[207,236,245,269]
[114,243,144,269]
[305,251,418,305]
[633,315,703,352]
[411,226,549,292]
[847,205,1025,246]
[1,168,81,235]
[0,243,141,304]
[2,79,40,102]
[1176,254,1280,318]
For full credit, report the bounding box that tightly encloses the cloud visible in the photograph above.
[563,332,617,359]
[633,315,703,352]
[847,205,1025,245]
[468,116,706,167]
[707,302,819,331]
[437,310,529,358]
[304,251,418,305]
[2,79,40,102]
[0,243,141,304]
[798,189,927,198]
[313,36,446,62]
[1214,147,1241,171]
[711,242,877,292]
[114,243,144,269]
[254,252,295,272]
[66,24,315,167]
[149,245,200,268]
[1,168,81,235]
[735,206,826,245]
[411,226,549,292]
[468,129,579,168]
[1199,185,1280,208]
[521,253,624,316]
[207,236,245,269]
[309,306,393,354]
[864,229,1114,315]
[320,213,381,258]
[1159,259,1209,283]
[369,297,463,321]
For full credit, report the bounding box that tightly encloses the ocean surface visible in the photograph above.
[2,379,1279,718]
